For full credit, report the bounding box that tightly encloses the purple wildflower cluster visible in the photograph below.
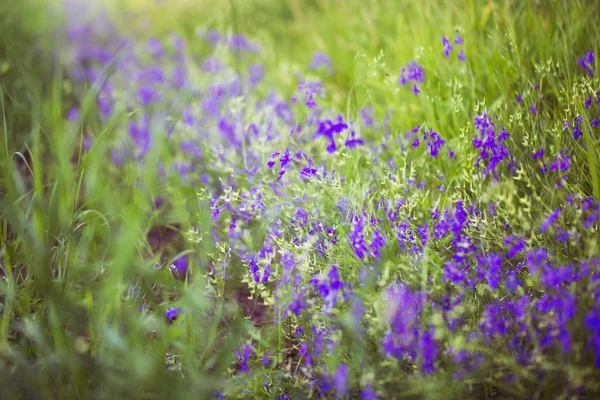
[473,112,513,176]
[59,8,600,398]
[578,50,595,76]
[442,33,466,61]
[399,61,425,95]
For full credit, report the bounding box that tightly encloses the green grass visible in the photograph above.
[1,0,600,398]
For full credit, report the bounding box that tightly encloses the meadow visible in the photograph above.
[1,0,600,398]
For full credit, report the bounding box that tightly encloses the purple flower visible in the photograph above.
[205,30,220,44]
[248,63,264,86]
[236,345,255,372]
[505,235,525,258]
[333,363,348,397]
[540,208,560,234]
[549,152,571,173]
[165,307,181,321]
[455,33,464,45]
[443,261,466,285]
[419,326,438,374]
[360,384,378,400]
[172,255,189,273]
[309,51,333,74]
[137,85,159,106]
[382,283,423,357]
[442,36,454,58]
[350,215,369,260]
[412,84,420,96]
[532,147,544,160]
[426,130,446,156]
[67,107,79,121]
[578,50,595,76]
[370,229,386,259]
[316,115,348,153]
[479,253,502,290]
[345,130,365,148]
[230,34,260,53]
[457,49,466,61]
[147,37,164,59]
[505,271,520,293]
[473,112,511,176]
[526,248,549,275]
[399,61,424,95]
[288,288,308,316]
[584,307,600,367]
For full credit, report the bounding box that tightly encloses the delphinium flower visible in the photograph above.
[316,115,348,153]
[360,384,379,400]
[381,283,423,358]
[128,117,151,159]
[578,50,595,76]
[360,106,376,129]
[293,80,324,110]
[480,299,523,339]
[409,127,448,157]
[531,147,544,160]
[442,33,466,60]
[505,270,521,293]
[540,208,560,234]
[344,130,365,148]
[573,116,583,139]
[441,36,454,58]
[525,248,550,275]
[534,291,577,355]
[549,152,571,187]
[424,129,446,157]
[504,235,525,258]
[311,265,346,310]
[333,363,348,398]
[67,107,78,121]
[268,148,295,181]
[451,347,483,380]
[300,158,318,179]
[165,307,181,322]
[443,261,468,286]
[369,229,386,259]
[111,145,129,166]
[419,326,439,374]
[230,34,260,53]
[399,61,425,95]
[248,63,264,86]
[236,344,255,372]
[248,256,261,283]
[309,51,333,75]
[488,202,496,217]
[171,255,189,274]
[288,288,308,316]
[477,253,503,290]
[201,57,222,73]
[529,104,537,114]
[147,37,165,59]
[472,112,511,177]
[581,197,600,229]
[584,306,600,367]
[448,200,478,262]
